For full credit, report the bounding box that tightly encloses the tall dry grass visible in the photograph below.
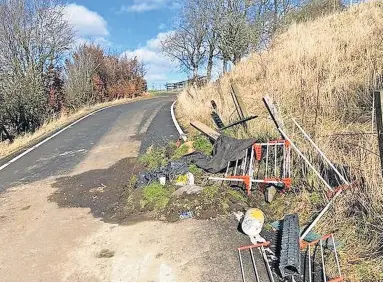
[177,1,383,280]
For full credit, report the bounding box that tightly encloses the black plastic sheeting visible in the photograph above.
[137,135,257,187]
[184,135,256,173]
[137,160,189,187]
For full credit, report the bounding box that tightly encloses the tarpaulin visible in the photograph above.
[184,135,256,173]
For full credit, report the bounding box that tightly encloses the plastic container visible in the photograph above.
[241,208,265,237]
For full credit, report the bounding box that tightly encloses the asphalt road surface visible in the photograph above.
[0,95,179,192]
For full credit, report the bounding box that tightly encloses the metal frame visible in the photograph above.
[209,140,292,195]
[301,234,343,282]
[237,242,275,282]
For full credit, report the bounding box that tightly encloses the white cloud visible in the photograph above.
[121,31,183,84]
[64,4,109,37]
[119,0,180,13]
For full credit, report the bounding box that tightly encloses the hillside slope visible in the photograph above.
[177,1,383,281]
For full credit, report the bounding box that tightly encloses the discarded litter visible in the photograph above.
[179,211,194,219]
[175,172,195,186]
[159,176,166,185]
[209,138,292,195]
[269,220,343,249]
[137,159,189,187]
[184,135,256,173]
[300,234,343,282]
[240,208,266,245]
[237,241,275,282]
[279,214,301,279]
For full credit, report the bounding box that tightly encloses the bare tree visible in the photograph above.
[64,44,103,110]
[161,0,342,79]
[211,0,258,72]
[0,0,74,135]
[161,1,206,80]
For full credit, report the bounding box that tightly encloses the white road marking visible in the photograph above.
[0,106,113,172]
[170,101,187,141]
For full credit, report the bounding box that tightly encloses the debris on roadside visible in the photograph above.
[184,135,256,173]
[175,172,194,186]
[208,137,292,195]
[264,186,277,203]
[191,120,221,141]
[263,95,356,240]
[210,99,258,132]
[137,159,189,187]
[238,208,266,245]
[179,211,194,220]
[237,241,275,282]
[279,214,301,279]
[300,234,343,282]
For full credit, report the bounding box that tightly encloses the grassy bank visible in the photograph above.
[177,2,383,281]
[0,94,157,159]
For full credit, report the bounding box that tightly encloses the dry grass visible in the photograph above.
[0,94,155,159]
[177,2,383,281]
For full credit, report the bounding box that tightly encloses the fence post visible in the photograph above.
[374,90,383,177]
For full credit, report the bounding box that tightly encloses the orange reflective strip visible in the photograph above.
[253,144,262,160]
[228,175,251,195]
[238,241,271,251]
[283,178,292,188]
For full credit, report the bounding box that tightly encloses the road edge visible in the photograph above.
[0,106,117,172]
[0,95,163,171]
[171,101,187,141]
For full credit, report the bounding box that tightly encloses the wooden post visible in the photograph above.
[230,80,249,132]
[230,82,246,120]
[374,90,383,177]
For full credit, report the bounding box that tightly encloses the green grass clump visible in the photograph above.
[203,186,219,199]
[142,182,173,210]
[172,143,190,159]
[193,136,213,155]
[139,146,168,170]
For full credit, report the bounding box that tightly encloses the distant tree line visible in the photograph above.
[161,0,344,81]
[0,0,146,142]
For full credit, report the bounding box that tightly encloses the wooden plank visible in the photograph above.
[374,90,383,177]
[190,120,220,141]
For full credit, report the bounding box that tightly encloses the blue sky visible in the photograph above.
[63,0,187,89]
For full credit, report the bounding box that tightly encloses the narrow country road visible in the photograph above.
[0,94,253,282]
[0,95,178,191]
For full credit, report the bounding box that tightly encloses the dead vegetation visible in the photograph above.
[177,2,383,281]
